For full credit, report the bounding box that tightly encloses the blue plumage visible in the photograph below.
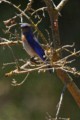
[24,32,45,61]
[21,23,46,61]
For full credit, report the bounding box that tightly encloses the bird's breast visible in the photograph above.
[22,35,36,57]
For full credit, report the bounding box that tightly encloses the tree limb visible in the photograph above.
[43,0,80,108]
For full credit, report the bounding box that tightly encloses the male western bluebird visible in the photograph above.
[21,23,53,72]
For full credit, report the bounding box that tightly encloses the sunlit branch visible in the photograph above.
[5,48,80,77]
[56,43,75,52]
[55,86,66,120]
[5,62,50,76]
[56,0,69,12]
[0,40,22,46]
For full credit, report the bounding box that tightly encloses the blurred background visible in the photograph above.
[0,0,80,120]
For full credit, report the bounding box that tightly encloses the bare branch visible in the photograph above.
[43,0,80,108]
[5,62,50,76]
[56,0,69,12]
[11,72,30,86]
[43,0,61,49]
[5,47,80,77]
[31,7,47,16]
[43,0,57,47]
[0,40,22,46]
[26,0,33,11]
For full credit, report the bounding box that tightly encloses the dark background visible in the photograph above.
[0,0,80,120]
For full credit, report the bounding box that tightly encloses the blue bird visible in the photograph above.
[21,23,54,72]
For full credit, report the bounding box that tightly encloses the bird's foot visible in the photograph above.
[30,57,41,64]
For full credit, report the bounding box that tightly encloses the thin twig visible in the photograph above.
[55,86,66,120]
[11,72,29,86]
[31,7,47,15]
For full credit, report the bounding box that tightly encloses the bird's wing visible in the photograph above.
[26,34,46,61]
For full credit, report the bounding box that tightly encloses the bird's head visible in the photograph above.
[20,23,32,34]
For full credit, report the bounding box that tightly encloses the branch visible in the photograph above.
[43,0,58,48]
[43,0,61,49]
[5,48,80,77]
[31,7,47,16]
[56,0,69,12]
[52,51,80,108]
[0,40,22,46]
[11,73,30,86]
[5,62,50,76]
[56,43,75,52]
[43,0,80,108]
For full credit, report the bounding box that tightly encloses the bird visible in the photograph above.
[21,23,54,72]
